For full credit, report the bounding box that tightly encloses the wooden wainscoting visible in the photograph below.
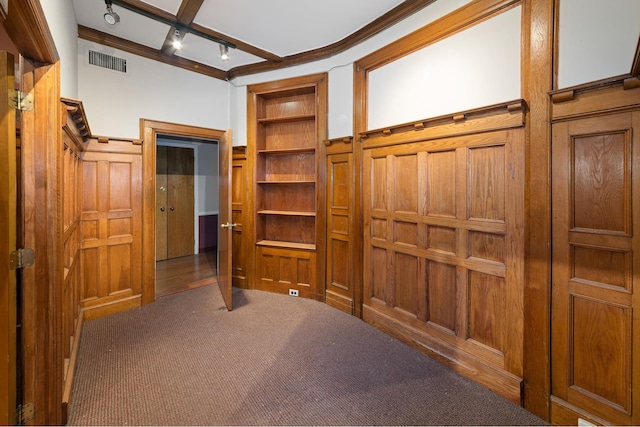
[360,101,526,404]
[80,137,143,320]
[549,78,640,426]
[60,98,89,417]
[325,137,355,314]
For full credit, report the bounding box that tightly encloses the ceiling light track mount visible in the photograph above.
[108,0,236,50]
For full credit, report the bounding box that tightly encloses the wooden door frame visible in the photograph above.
[2,2,64,424]
[140,119,225,305]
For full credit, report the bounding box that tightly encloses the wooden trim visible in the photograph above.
[364,305,524,404]
[631,36,640,77]
[227,0,437,79]
[61,309,83,421]
[61,98,91,143]
[78,25,227,80]
[522,0,554,420]
[359,100,526,146]
[139,119,225,305]
[2,0,57,63]
[550,77,640,122]
[356,0,520,72]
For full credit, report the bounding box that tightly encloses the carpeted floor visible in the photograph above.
[68,284,548,426]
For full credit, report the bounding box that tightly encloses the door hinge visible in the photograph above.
[8,89,33,111]
[10,248,35,270]
[15,403,34,425]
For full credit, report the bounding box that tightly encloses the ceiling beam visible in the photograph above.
[78,25,227,80]
[160,0,205,56]
[111,0,281,62]
[227,0,436,79]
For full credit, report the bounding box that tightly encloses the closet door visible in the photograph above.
[156,146,194,261]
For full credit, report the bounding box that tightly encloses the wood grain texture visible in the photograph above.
[80,138,142,321]
[551,110,639,425]
[362,125,525,404]
[248,74,327,300]
[0,51,16,426]
[20,59,64,425]
[231,149,248,289]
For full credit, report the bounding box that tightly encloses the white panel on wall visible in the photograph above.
[328,64,354,139]
[78,40,230,139]
[558,0,640,89]
[367,6,521,130]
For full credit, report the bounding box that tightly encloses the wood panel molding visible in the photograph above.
[360,99,526,148]
[1,0,57,63]
[550,76,640,122]
[521,0,554,420]
[61,98,91,144]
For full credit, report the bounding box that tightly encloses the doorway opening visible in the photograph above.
[154,133,219,298]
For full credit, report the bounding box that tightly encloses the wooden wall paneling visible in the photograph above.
[325,137,354,314]
[550,109,640,426]
[232,146,248,289]
[59,98,87,418]
[361,108,526,404]
[80,137,143,321]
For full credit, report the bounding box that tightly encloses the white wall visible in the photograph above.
[78,39,230,139]
[558,0,640,89]
[229,0,473,144]
[40,0,79,98]
[368,6,521,130]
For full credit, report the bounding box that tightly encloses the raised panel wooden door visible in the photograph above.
[217,130,232,310]
[551,111,640,425]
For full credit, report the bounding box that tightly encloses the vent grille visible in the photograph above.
[88,50,127,73]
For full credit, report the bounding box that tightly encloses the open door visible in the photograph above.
[217,129,233,310]
[0,50,17,425]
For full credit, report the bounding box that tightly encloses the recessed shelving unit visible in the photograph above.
[248,73,327,300]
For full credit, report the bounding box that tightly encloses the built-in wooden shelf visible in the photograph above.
[258,210,316,216]
[257,114,315,125]
[257,240,316,251]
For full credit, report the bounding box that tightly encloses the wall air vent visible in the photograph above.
[88,50,128,74]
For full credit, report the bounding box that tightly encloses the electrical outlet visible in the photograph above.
[289,289,299,297]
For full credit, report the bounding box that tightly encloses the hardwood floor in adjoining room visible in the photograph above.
[155,250,217,298]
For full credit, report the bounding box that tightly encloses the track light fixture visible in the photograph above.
[103,0,120,25]
[219,43,229,61]
[172,29,182,50]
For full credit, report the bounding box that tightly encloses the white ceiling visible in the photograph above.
[71,0,410,73]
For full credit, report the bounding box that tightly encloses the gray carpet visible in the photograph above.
[68,284,548,426]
